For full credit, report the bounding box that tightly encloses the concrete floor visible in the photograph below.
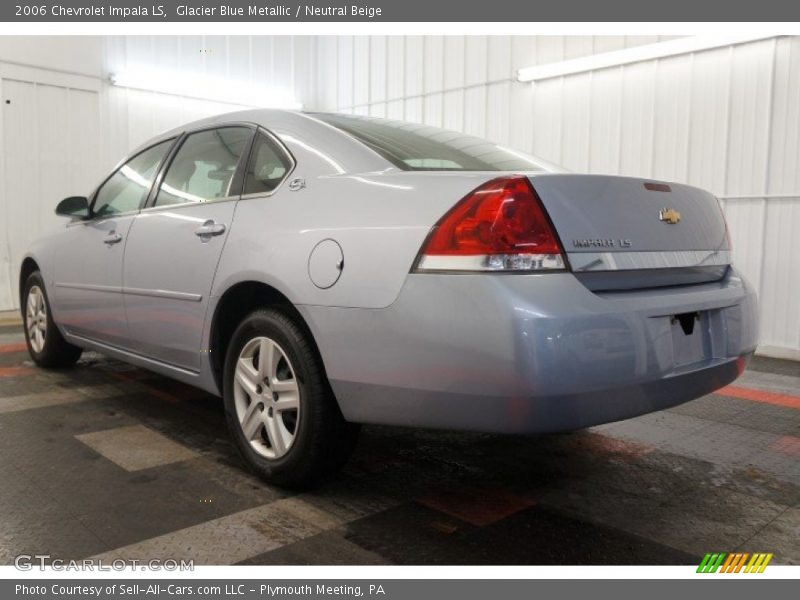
[0,314,798,566]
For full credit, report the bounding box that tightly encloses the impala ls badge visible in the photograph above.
[659,207,681,224]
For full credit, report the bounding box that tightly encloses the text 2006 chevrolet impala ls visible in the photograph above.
[20,110,758,487]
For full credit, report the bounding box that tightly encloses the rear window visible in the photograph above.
[312,113,560,173]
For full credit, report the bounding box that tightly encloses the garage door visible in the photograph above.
[0,74,101,311]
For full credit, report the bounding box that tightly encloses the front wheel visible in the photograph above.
[223,308,359,488]
[22,271,82,368]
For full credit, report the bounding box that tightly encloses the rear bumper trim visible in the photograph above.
[332,353,752,434]
[570,249,731,272]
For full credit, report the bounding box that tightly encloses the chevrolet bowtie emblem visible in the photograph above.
[659,207,681,224]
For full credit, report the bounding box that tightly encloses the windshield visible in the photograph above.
[312,113,562,173]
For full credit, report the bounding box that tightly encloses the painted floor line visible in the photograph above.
[715,385,800,410]
[0,366,33,378]
[0,342,27,354]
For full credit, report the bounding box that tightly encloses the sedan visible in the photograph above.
[20,110,758,487]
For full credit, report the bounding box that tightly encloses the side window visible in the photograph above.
[154,127,251,207]
[242,132,293,195]
[93,139,173,218]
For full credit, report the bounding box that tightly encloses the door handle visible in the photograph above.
[194,221,227,239]
[103,232,123,245]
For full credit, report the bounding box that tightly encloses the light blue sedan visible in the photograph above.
[20,110,758,487]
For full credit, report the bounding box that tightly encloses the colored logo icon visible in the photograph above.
[697,552,773,573]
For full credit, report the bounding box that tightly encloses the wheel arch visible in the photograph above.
[18,256,41,305]
[208,280,327,396]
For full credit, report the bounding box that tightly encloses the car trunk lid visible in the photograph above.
[529,174,730,290]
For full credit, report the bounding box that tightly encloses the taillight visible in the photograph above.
[413,176,566,272]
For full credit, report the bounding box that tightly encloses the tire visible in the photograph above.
[22,271,83,368]
[223,307,359,489]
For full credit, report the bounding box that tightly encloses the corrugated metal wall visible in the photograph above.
[316,35,800,360]
[0,35,797,359]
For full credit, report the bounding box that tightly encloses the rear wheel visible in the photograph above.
[223,308,359,488]
[22,271,82,368]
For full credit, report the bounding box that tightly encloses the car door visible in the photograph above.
[122,125,254,371]
[53,139,175,348]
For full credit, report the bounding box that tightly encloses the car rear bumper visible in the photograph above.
[299,267,758,433]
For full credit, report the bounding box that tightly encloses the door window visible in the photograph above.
[92,139,174,218]
[153,127,251,207]
[242,132,293,195]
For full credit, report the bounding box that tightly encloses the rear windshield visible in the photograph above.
[312,113,560,172]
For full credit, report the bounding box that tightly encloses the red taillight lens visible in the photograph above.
[414,176,566,272]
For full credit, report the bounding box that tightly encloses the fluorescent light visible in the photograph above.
[109,66,302,110]
[517,35,776,83]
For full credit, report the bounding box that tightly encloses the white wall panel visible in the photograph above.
[272,37,295,97]
[404,96,423,124]
[316,37,338,111]
[564,37,594,60]
[368,36,387,103]
[292,37,316,107]
[508,81,535,154]
[405,36,424,98]
[464,37,488,87]
[368,102,386,118]
[226,36,251,82]
[336,37,353,110]
[423,93,443,127]
[651,55,692,182]
[536,37,566,64]
[0,37,103,77]
[592,36,627,54]
[588,67,623,174]
[353,37,370,107]
[761,200,800,356]
[487,37,511,82]
[486,82,511,145]
[758,36,800,356]
[443,37,465,91]
[726,40,773,197]
[686,47,731,194]
[386,37,404,100]
[561,72,592,172]
[463,86,487,137]
[511,37,537,76]
[530,78,563,163]
[386,98,404,120]
[1,79,101,310]
[178,35,206,74]
[423,37,444,95]
[618,61,656,177]
[442,89,464,132]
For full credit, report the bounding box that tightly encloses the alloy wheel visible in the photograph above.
[26,285,47,354]
[233,336,301,459]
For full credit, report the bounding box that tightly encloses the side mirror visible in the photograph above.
[55,196,91,220]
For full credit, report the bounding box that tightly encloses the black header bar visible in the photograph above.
[3,0,800,22]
